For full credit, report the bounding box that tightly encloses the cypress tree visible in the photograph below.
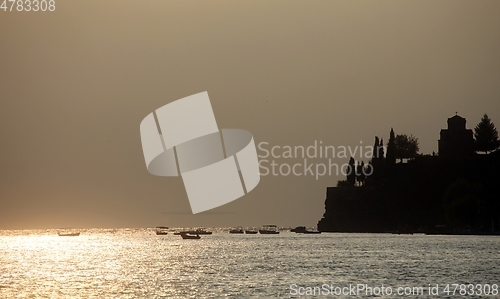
[386,128,396,166]
[379,138,385,159]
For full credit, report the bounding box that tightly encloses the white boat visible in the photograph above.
[179,232,201,239]
[259,225,280,234]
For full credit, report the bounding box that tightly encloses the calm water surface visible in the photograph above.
[1,229,499,298]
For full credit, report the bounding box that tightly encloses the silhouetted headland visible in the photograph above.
[318,114,500,235]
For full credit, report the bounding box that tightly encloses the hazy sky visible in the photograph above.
[1,1,499,229]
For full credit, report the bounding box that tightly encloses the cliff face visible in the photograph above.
[317,186,389,232]
[317,154,500,233]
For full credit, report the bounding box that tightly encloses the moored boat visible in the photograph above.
[179,232,201,239]
[290,226,307,233]
[155,226,169,235]
[186,228,212,235]
[259,225,280,234]
[303,230,321,234]
[229,227,244,234]
[58,232,80,237]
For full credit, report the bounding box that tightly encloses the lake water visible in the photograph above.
[1,229,499,298]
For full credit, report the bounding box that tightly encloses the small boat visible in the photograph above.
[259,225,280,234]
[290,226,307,233]
[229,227,244,234]
[58,232,80,237]
[245,229,258,234]
[179,232,201,240]
[186,228,212,235]
[304,231,321,234]
[155,227,169,235]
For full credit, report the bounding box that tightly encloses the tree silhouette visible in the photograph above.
[373,137,381,158]
[346,157,356,186]
[386,128,396,166]
[394,134,419,163]
[369,136,386,180]
[356,161,366,186]
[378,138,385,159]
[474,114,500,154]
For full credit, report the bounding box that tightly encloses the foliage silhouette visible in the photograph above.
[346,157,356,187]
[474,114,500,154]
[318,115,500,234]
[394,134,419,162]
[386,128,396,166]
[356,161,366,186]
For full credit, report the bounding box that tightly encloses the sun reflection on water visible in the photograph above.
[1,229,500,298]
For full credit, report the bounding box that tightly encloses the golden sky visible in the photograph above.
[1,1,499,229]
